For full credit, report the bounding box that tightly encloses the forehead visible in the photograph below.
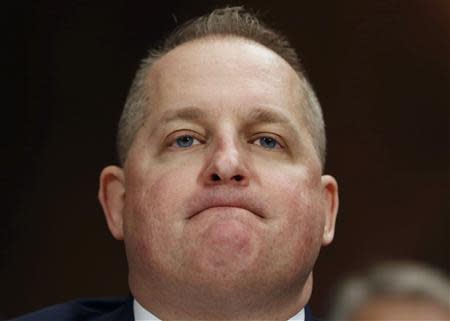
[145,37,305,119]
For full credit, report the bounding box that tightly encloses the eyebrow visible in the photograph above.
[159,106,208,124]
[245,107,292,126]
[157,105,299,136]
[245,107,301,140]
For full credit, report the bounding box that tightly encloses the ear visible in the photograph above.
[320,175,339,245]
[98,165,126,240]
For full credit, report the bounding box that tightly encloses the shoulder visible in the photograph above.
[8,296,133,321]
[304,305,323,321]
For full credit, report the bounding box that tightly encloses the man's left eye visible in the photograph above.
[252,136,283,149]
[172,135,201,148]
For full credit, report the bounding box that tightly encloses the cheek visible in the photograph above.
[126,158,197,218]
[262,168,325,271]
[264,166,321,218]
[122,165,197,264]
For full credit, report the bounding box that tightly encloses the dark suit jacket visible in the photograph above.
[9,296,318,321]
[8,297,134,321]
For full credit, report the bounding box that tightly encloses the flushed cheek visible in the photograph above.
[263,168,320,220]
[123,166,195,267]
[263,171,325,271]
[127,160,196,218]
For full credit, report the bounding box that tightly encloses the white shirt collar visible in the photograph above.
[134,299,305,320]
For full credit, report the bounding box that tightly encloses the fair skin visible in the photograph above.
[350,296,449,320]
[99,37,338,320]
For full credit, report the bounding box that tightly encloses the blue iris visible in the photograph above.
[175,135,194,148]
[259,137,278,149]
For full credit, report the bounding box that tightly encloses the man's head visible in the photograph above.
[117,6,326,168]
[327,261,450,321]
[98,7,338,319]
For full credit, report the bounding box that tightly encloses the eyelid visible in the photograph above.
[164,130,286,149]
[166,130,205,148]
[250,133,285,149]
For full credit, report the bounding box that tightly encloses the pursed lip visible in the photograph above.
[187,192,265,220]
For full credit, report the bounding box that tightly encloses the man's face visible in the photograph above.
[101,38,337,303]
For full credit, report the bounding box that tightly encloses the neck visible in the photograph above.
[130,273,313,320]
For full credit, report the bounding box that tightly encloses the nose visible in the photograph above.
[201,138,250,187]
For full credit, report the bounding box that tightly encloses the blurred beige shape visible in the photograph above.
[327,261,449,320]
[350,296,449,320]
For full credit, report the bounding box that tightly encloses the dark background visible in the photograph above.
[3,0,448,319]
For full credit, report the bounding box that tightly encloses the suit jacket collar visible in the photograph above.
[92,295,134,321]
[94,296,318,321]
[305,304,318,321]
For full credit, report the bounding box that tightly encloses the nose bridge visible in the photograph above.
[212,134,243,175]
[203,125,250,185]
[214,134,241,168]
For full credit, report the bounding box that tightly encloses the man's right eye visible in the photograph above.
[171,135,201,148]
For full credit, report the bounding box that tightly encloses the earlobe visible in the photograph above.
[98,165,126,240]
[320,175,339,245]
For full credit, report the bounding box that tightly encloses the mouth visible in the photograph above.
[186,189,266,221]
[188,202,265,220]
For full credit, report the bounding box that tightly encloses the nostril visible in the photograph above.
[211,174,221,181]
[233,175,243,182]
